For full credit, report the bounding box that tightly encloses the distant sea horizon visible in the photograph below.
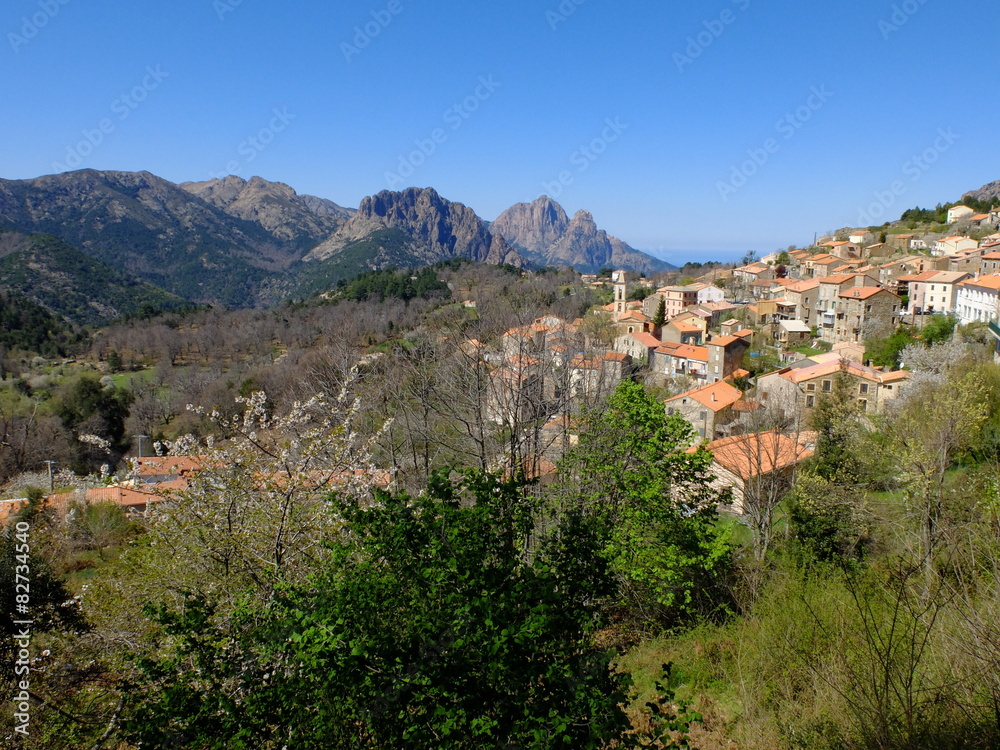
[642,248,750,268]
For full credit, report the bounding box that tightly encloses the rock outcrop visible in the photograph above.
[492,197,673,274]
[307,187,522,268]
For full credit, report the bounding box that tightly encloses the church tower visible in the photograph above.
[613,270,627,316]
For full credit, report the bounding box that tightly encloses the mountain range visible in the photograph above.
[0,169,674,322]
[491,196,673,275]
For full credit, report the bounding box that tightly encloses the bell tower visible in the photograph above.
[613,270,627,315]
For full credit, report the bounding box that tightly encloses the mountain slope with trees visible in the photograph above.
[0,231,187,326]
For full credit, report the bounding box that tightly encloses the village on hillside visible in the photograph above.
[9,206,997,528]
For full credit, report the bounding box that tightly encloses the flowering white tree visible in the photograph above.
[103,372,392,611]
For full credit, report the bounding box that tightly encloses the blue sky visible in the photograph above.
[2,0,997,264]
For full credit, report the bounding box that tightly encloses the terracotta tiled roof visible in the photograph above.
[897,271,939,282]
[839,286,893,301]
[785,279,820,292]
[670,321,702,333]
[669,344,710,362]
[958,274,1000,291]
[630,332,662,349]
[666,380,743,413]
[707,335,740,348]
[704,431,812,479]
[135,456,205,477]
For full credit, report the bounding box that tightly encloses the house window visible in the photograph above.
[860,383,869,394]
[807,383,816,391]
[822,380,832,392]
[806,395,815,407]
[699,411,707,421]
[667,407,675,415]
[858,399,868,412]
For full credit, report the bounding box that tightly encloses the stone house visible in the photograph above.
[705,333,751,383]
[699,431,813,515]
[755,357,910,421]
[665,380,745,441]
[833,287,901,343]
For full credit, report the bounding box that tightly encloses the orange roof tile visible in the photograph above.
[959,274,1000,291]
[668,344,710,362]
[670,321,702,333]
[135,456,205,477]
[704,431,812,479]
[630,332,662,348]
[839,286,893,301]
[707,335,739,347]
[666,380,743,413]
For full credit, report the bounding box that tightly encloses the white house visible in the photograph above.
[947,205,975,224]
[956,275,1000,325]
[906,271,970,315]
[689,283,727,306]
[933,236,979,257]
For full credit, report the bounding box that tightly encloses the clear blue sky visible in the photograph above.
[2,0,997,264]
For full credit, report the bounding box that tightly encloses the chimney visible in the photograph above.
[711,393,717,402]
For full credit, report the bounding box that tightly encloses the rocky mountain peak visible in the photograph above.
[491,196,570,256]
[963,180,1000,204]
[306,187,522,269]
[180,174,353,243]
[491,196,673,275]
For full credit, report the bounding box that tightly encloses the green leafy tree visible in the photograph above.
[865,326,916,369]
[920,314,957,346]
[125,471,636,749]
[555,380,733,625]
[55,375,134,447]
